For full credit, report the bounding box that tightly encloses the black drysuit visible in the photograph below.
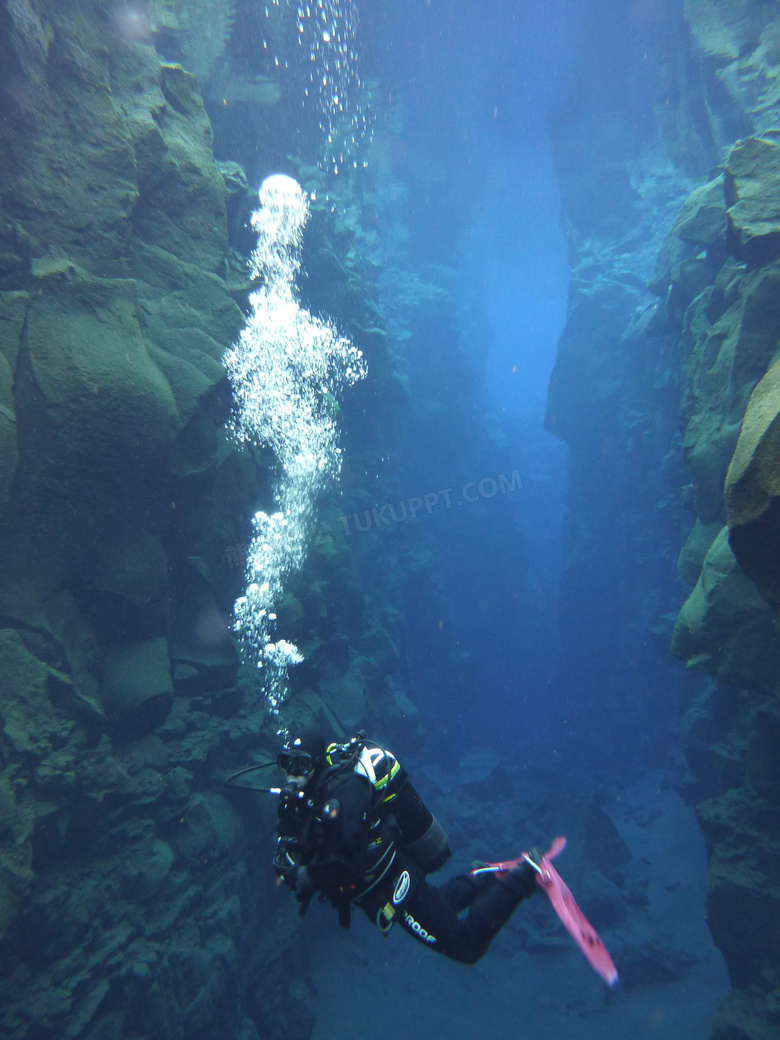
[276,765,534,964]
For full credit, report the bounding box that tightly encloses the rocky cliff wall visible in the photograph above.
[0,2,406,1037]
[546,2,780,1036]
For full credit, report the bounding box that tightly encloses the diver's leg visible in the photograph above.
[397,864,536,964]
[438,869,493,911]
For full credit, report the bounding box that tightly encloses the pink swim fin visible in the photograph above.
[473,836,618,987]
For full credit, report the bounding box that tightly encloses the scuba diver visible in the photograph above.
[265,729,542,964]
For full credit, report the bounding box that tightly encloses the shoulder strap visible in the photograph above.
[354,743,401,793]
[323,737,403,809]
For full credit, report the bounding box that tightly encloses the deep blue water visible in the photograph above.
[294,5,730,1029]
[347,0,696,778]
[363,0,571,755]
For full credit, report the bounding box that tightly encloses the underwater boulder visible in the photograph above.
[579,873,628,929]
[671,527,780,692]
[0,629,77,759]
[677,518,724,585]
[0,9,139,274]
[23,268,180,467]
[666,256,716,325]
[0,630,76,937]
[274,592,305,638]
[35,590,105,723]
[647,230,697,300]
[725,356,780,612]
[679,256,780,525]
[172,791,243,864]
[102,638,174,735]
[149,0,237,86]
[683,411,742,522]
[615,939,697,987]
[0,291,27,370]
[133,836,175,901]
[74,526,170,645]
[672,174,727,247]
[170,619,237,697]
[725,134,780,263]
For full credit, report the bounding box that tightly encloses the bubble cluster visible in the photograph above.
[224,174,366,709]
[262,0,372,176]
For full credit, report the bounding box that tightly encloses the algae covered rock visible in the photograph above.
[0,8,242,664]
[697,785,780,990]
[677,518,723,585]
[169,569,238,696]
[672,527,780,691]
[725,135,780,262]
[725,357,780,612]
[671,174,726,246]
[24,268,180,469]
[680,259,780,521]
[0,4,137,274]
[127,61,230,273]
[0,4,289,1038]
[683,412,742,522]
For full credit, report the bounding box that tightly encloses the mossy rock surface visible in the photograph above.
[726,357,780,611]
[672,175,726,246]
[677,518,723,586]
[726,136,780,262]
[698,784,780,989]
[672,527,780,692]
[681,259,780,521]
[25,270,180,452]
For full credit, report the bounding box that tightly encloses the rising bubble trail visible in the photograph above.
[224,174,366,710]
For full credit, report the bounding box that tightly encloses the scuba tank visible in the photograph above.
[384,776,451,873]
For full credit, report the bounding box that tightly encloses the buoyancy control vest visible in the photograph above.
[325,736,451,875]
